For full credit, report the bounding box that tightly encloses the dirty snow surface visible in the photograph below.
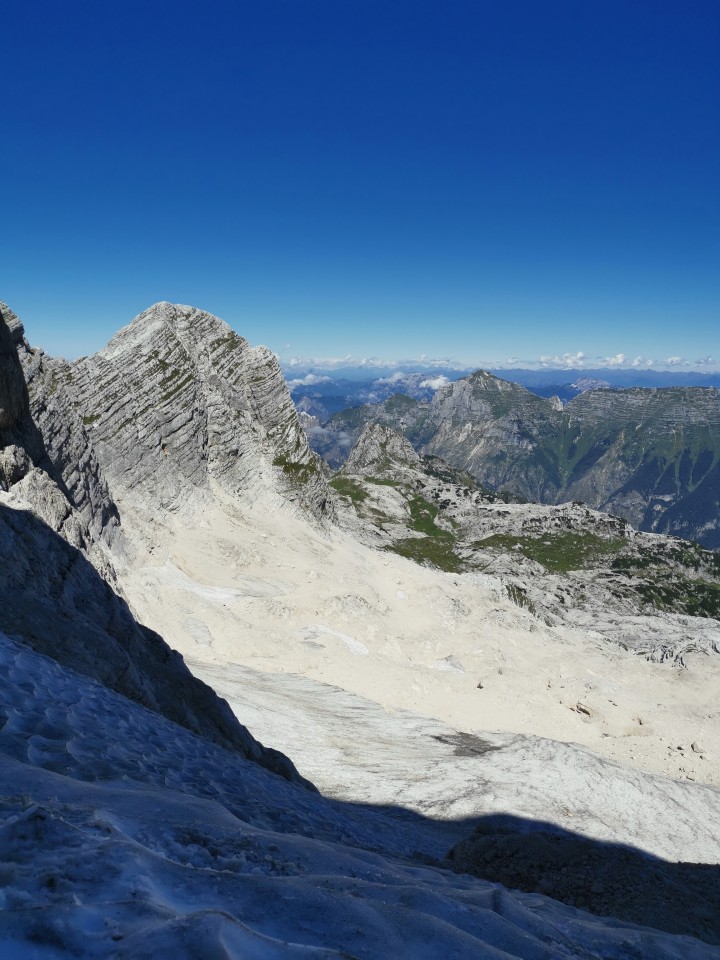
[1,632,717,959]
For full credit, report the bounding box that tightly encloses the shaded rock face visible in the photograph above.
[447,820,720,946]
[0,500,310,786]
[55,302,332,521]
[0,306,29,431]
[0,301,121,557]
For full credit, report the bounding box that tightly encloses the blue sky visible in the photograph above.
[2,0,718,369]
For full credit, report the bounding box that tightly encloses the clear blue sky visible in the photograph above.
[2,0,718,369]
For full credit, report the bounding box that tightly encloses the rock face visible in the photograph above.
[0,304,311,786]
[0,303,29,431]
[320,370,720,547]
[342,422,421,476]
[0,300,121,562]
[51,302,333,523]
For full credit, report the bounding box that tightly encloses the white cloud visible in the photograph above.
[526,351,720,372]
[281,354,468,371]
[538,352,586,369]
[287,374,333,390]
[375,371,406,384]
[283,349,720,375]
[419,375,450,390]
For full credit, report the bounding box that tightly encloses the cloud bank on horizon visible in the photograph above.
[280,351,719,374]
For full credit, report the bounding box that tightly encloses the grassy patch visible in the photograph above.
[387,537,463,573]
[329,476,368,503]
[613,543,720,577]
[365,477,401,488]
[475,532,627,572]
[406,494,445,537]
[273,455,319,485]
[634,575,720,619]
[82,414,100,426]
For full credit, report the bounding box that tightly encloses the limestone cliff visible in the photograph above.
[54,302,333,523]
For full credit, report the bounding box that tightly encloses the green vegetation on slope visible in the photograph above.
[387,537,463,573]
[273,454,319,485]
[633,575,720,619]
[475,532,627,572]
[329,476,368,504]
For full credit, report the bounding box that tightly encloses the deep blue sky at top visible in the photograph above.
[2,0,718,366]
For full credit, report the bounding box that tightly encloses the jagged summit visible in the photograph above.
[104,300,250,356]
[0,299,25,341]
[12,301,333,525]
[343,422,420,476]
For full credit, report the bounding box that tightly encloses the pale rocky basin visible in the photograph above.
[118,495,720,794]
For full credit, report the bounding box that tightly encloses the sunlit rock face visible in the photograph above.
[55,301,333,522]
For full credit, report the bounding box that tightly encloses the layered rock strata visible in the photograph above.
[60,302,333,523]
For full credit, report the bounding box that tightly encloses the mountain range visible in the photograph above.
[285,363,720,420]
[2,299,720,957]
[310,369,720,548]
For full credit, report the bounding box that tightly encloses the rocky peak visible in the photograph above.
[0,299,25,343]
[343,422,420,476]
[0,299,312,786]
[56,302,333,522]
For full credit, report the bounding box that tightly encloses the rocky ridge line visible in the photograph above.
[58,302,334,525]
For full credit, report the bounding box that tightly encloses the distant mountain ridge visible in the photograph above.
[317,370,720,547]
